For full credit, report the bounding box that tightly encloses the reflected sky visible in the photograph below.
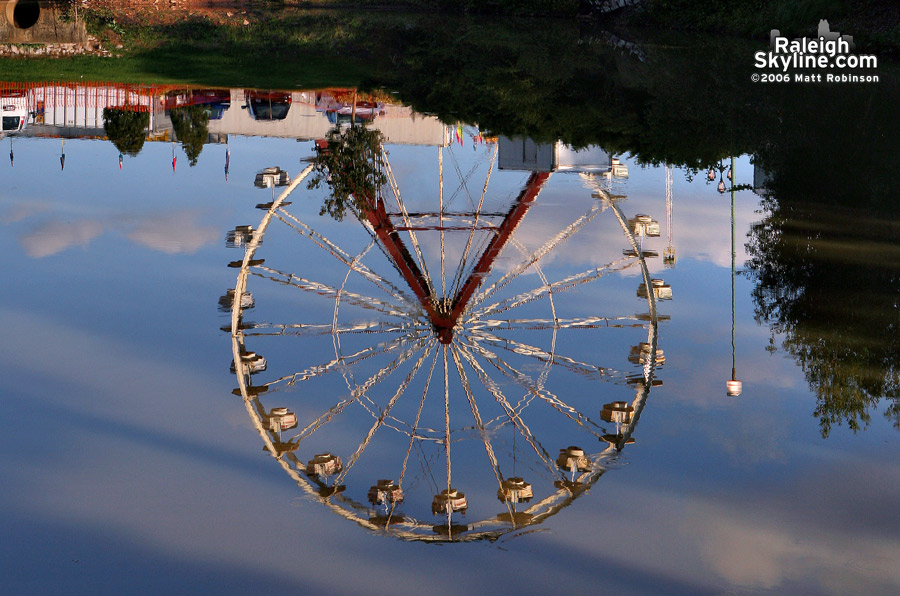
[2,90,899,595]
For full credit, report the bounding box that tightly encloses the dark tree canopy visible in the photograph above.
[745,81,900,437]
[169,105,210,167]
[308,124,387,221]
[103,108,149,156]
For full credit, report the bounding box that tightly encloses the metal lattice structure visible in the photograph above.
[227,147,664,542]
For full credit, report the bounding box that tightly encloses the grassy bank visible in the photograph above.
[1,10,381,87]
[1,9,897,171]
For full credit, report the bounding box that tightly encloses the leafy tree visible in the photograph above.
[169,105,210,167]
[747,198,900,436]
[745,79,900,436]
[103,108,149,156]
[307,124,387,221]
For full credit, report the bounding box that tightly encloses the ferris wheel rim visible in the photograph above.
[229,158,662,542]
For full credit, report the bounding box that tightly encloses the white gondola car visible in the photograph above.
[557,446,591,473]
[267,406,296,432]
[231,351,267,374]
[432,488,468,514]
[637,279,672,300]
[630,214,661,237]
[368,479,404,505]
[497,477,533,504]
[307,452,342,476]
[601,401,635,425]
[628,342,666,366]
[219,289,254,310]
[254,166,290,188]
[225,225,255,248]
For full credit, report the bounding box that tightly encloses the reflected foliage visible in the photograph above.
[88,16,900,437]
[436,0,578,15]
[308,125,387,221]
[102,108,149,156]
[361,19,772,167]
[745,79,900,436]
[169,105,210,166]
[748,200,900,436]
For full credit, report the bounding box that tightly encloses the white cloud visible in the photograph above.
[1,201,47,224]
[20,219,103,257]
[125,213,219,254]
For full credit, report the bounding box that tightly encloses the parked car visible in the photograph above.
[161,89,231,120]
[243,90,291,121]
[2,97,31,133]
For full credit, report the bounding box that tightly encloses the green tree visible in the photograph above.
[103,108,149,156]
[745,79,900,437]
[169,105,210,167]
[307,124,387,221]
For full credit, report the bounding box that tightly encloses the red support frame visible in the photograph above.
[356,171,550,344]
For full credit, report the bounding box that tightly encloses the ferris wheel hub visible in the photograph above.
[436,326,454,345]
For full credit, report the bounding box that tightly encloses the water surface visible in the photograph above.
[2,17,899,595]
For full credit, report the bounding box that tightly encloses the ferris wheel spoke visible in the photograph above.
[381,147,435,298]
[466,329,626,381]
[333,340,436,486]
[452,340,560,480]
[466,316,647,332]
[439,145,445,300]
[469,199,605,311]
[449,345,510,509]
[250,267,407,317]
[461,336,606,439]
[412,439,442,495]
[262,330,428,389]
[287,338,427,444]
[480,393,539,430]
[335,339,428,428]
[449,144,497,300]
[243,321,426,337]
[468,256,638,320]
[274,213,414,305]
[443,144,483,212]
[509,235,558,325]
[442,345,452,492]
[399,348,440,491]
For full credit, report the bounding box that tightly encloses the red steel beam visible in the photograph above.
[447,171,550,326]
[357,192,452,330]
[357,171,549,344]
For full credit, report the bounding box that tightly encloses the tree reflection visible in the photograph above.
[748,200,900,435]
[169,105,210,167]
[307,124,386,221]
[746,81,900,435]
[102,108,149,156]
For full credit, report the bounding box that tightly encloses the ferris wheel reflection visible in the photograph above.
[225,135,669,542]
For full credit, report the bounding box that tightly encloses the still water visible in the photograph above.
[2,23,900,596]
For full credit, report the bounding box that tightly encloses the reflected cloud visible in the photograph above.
[125,213,219,254]
[670,200,756,269]
[690,490,900,594]
[1,202,48,224]
[20,219,103,257]
[15,211,220,258]
[536,464,900,596]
